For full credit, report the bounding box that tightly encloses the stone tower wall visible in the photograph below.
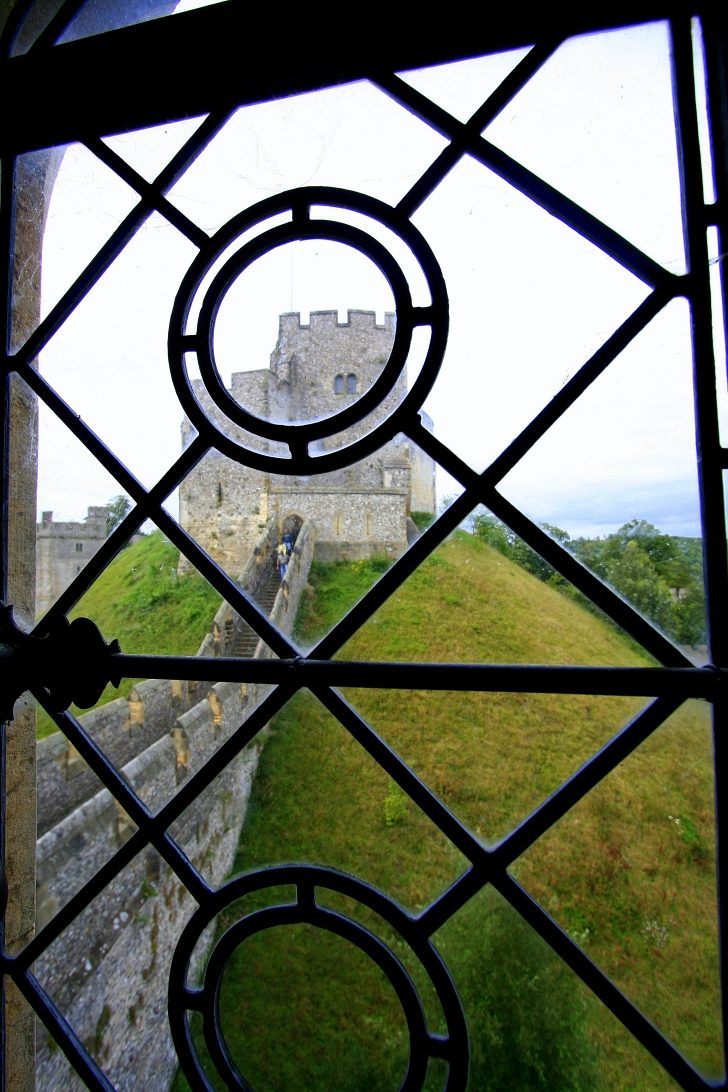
[36,506,108,616]
[263,309,396,422]
[180,311,436,575]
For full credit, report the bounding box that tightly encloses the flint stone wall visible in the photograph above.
[35,524,314,1092]
[35,680,262,1092]
[269,518,315,641]
[178,311,436,578]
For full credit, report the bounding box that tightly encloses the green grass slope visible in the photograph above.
[178,532,719,1092]
[36,531,221,738]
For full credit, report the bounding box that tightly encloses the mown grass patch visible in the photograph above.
[36,531,221,738]
[175,532,720,1090]
[293,556,391,649]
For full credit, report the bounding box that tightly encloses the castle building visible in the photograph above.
[179,310,436,576]
[36,506,108,615]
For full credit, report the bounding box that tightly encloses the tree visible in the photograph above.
[571,520,706,645]
[472,513,707,648]
[105,495,131,536]
[471,513,566,585]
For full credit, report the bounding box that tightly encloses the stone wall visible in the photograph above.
[35,680,262,1092]
[269,518,315,642]
[34,523,314,1091]
[409,411,436,514]
[36,677,212,839]
[178,310,436,577]
[36,506,109,616]
[4,118,66,1092]
[269,490,406,562]
[264,309,396,422]
[201,517,278,657]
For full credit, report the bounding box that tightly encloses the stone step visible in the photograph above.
[228,568,283,657]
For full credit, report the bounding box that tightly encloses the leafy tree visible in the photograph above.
[669,583,707,647]
[105,494,132,536]
[570,520,706,646]
[471,512,567,586]
[471,512,707,648]
[598,538,675,630]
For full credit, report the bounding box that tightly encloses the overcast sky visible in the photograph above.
[35,17,725,540]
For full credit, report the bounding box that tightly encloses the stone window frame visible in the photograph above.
[0,6,726,1092]
[334,374,344,394]
[346,373,357,395]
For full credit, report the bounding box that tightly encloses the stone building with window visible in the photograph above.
[179,310,437,575]
[35,506,108,615]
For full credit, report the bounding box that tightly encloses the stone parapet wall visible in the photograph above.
[203,518,278,654]
[34,519,314,1091]
[35,521,283,835]
[268,518,315,643]
[35,678,262,1092]
[36,678,213,837]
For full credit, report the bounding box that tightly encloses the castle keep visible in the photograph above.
[179,310,436,575]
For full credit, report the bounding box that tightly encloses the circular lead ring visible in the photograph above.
[169,865,469,1092]
[168,187,448,475]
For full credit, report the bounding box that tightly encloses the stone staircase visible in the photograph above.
[229,565,282,657]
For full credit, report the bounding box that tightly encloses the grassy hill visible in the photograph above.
[36,531,222,738]
[176,531,719,1092]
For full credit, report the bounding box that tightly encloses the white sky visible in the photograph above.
[35,19,726,540]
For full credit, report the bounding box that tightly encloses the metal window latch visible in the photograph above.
[0,604,122,723]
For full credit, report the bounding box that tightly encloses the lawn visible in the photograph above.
[36,531,222,738]
[174,531,720,1091]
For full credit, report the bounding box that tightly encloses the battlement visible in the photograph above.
[36,505,108,538]
[277,309,396,336]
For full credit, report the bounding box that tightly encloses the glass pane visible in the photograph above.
[434,883,684,1090]
[168,686,463,1089]
[166,82,448,232]
[176,688,466,905]
[38,206,197,490]
[35,406,129,618]
[337,512,656,667]
[397,45,532,123]
[346,689,649,846]
[101,116,208,183]
[172,429,446,653]
[514,700,723,1081]
[38,143,139,327]
[413,154,649,474]
[691,18,717,205]
[3,15,719,1092]
[35,848,183,1090]
[212,257,395,420]
[499,299,706,658]
[215,924,409,1092]
[484,22,685,273]
[69,522,223,655]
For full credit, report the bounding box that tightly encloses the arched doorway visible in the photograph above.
[280,512,304,545]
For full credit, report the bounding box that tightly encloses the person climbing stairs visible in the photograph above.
[229,523,300,657]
